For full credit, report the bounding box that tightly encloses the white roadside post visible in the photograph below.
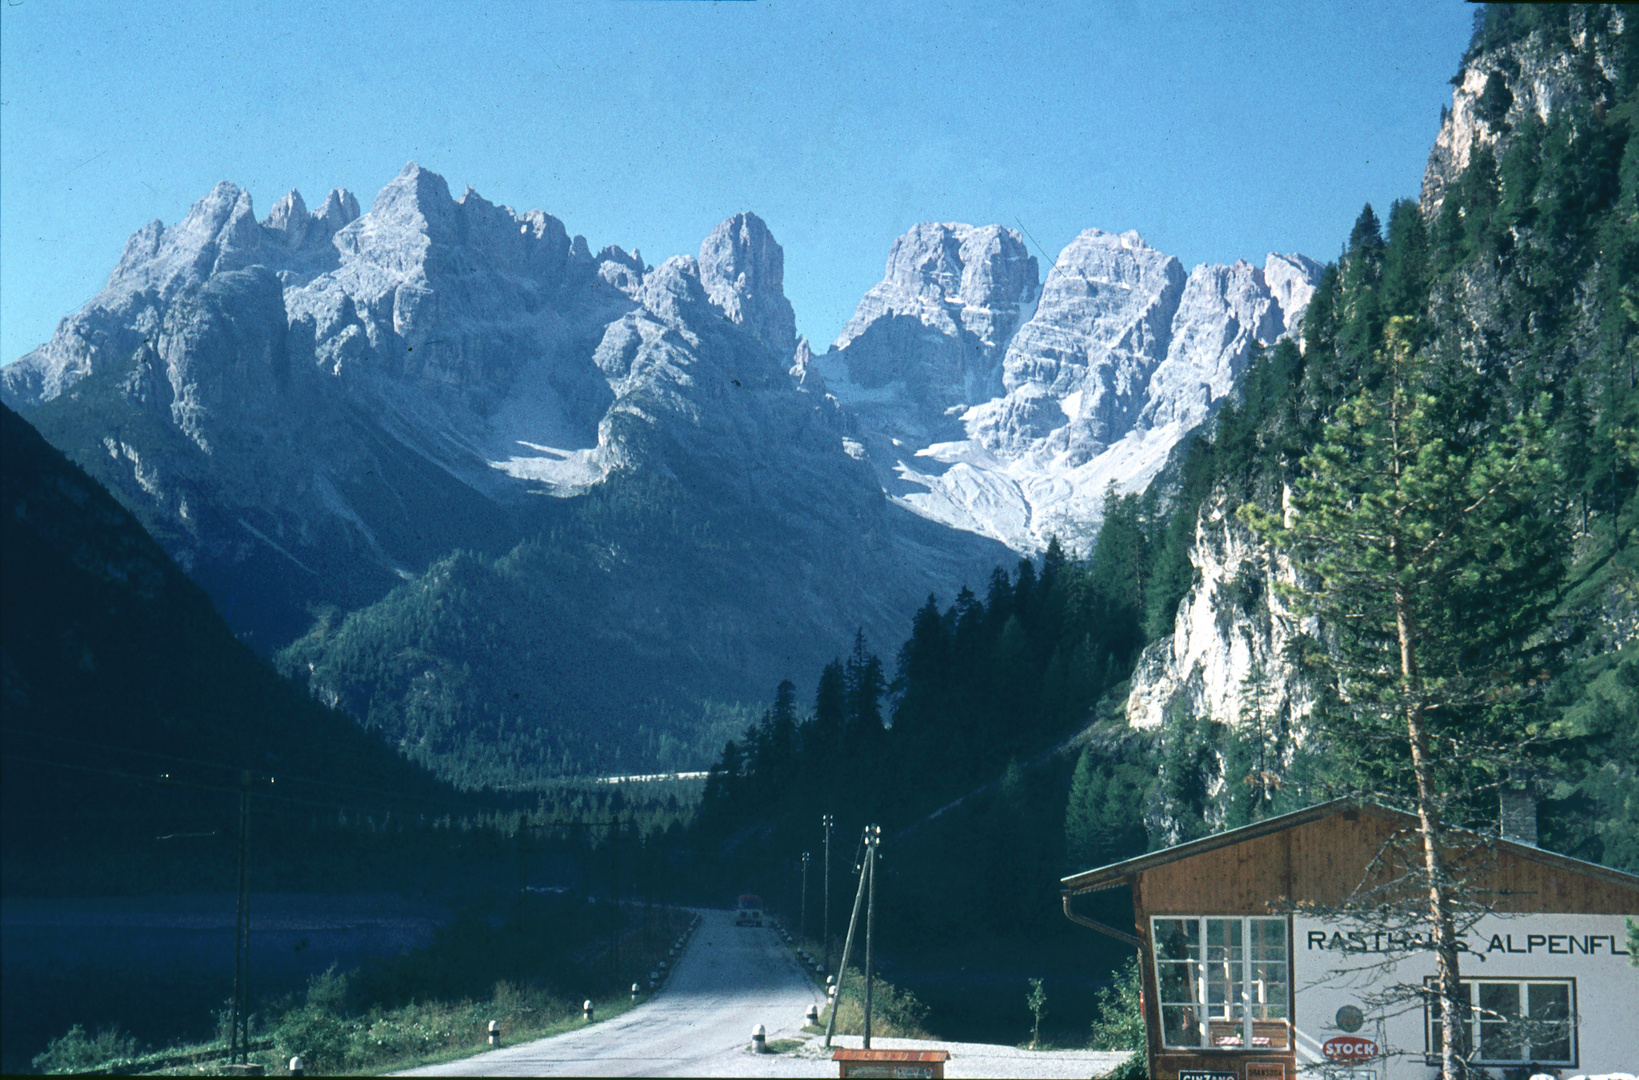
[487,1020,500,1046]
[751,1024,767,1053]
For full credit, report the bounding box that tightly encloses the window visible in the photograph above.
[1425,978,1576,1066]
[1153,916,1289,1049]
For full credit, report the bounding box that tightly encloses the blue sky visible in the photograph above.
[0,0,1475,364]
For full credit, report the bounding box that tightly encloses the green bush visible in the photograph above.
[31,1023,140,1074]
[823,972,932,1039]
[271,967,356,1073]
[1088,956,1146,1078]
[1087,956,1144,1050]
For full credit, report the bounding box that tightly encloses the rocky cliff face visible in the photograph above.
[2,166,1010,762]
[1421,5,1628,218]
[819,226,1319,552]
[1125,490,1316,733]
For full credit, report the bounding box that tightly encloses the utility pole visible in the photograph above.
[821,813,833,974]
[823,829,872,1049]
[231,771,252,1065]
[800,852,810,942]
[863,824,880,1049]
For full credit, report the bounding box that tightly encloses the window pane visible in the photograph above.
[1527,983,1571,1062]
[1205,918,1245,1026]
[1163,1006,1202,1047]
[1428,982,1473,1059]
[1477,982,1522,1062]
[1155,919,1200,962]
[1154,918,1204,1047]
[1157,962,1200,1004]
[1250,917,1286,958]
[1250,918,1288,1021]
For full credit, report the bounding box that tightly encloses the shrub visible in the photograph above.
[823,972,932,1039]
[271,967,355,1073]
[31,1024,139,1074]
[1088,955,1146,1079]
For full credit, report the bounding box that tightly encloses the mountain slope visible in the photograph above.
[1,401,458,874]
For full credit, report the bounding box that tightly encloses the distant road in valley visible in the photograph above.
[398,907,822,1077]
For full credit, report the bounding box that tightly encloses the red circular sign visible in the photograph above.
[1323,1036,1379,1062]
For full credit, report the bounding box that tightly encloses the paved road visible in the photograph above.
[398,907,1128,1077]
[400,908,822,1077]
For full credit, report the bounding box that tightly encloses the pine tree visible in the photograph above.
[842,630,885,758]
[1243,317,1562,1079]
[1064,746,1151,870]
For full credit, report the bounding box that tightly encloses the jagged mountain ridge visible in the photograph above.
[815,225,1321,553]
[4,159,1319,779]
[3,166,1018,777]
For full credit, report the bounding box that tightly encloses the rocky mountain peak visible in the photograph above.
[834,222,1038,356]
[819,223,1318,552]
[318,188,362,231]
[105,180,264,295]
[261,187,363,252]
[698,212,798,357]
[264,189,310,235]
[367,161,458,233]
[1262,252,1323,343]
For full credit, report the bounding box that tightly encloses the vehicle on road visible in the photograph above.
[733,893,763,926]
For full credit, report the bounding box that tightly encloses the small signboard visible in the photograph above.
[1246,1063,1286,1080]
[833,1048,948,1079]
[1178,1072,1237,1080]
[1322,1036,1379,1063]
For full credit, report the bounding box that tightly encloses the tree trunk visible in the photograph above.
[1398,581,1466,1080]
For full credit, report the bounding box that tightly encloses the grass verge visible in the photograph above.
[32,901,694,1076]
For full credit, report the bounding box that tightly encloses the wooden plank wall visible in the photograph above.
[1137,808,1639,915]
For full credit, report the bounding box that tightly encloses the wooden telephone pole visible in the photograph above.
[230,772,252,1065]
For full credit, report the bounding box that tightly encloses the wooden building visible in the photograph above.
[1060,798,1639,1079]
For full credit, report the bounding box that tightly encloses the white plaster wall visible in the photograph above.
[1292,914,1639,1078]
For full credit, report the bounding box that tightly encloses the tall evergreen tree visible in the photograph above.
[1243,317,1562,1080]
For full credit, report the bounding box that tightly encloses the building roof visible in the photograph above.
[1060,796,1639,896]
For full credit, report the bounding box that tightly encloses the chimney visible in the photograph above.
[1499,786,1538,846]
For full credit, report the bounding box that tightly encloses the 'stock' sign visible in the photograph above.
[1322,1036,1379,1063]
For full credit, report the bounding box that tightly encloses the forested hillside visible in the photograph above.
[692,4,1639,945]
[0,401,494,893]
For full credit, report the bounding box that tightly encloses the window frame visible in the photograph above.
[1423,976,1578,1068]
[1151,915,1291,1051]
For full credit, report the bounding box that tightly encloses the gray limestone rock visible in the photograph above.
[819,225,1320,553]
[833,222,1038,415]
[698,212,798,358]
